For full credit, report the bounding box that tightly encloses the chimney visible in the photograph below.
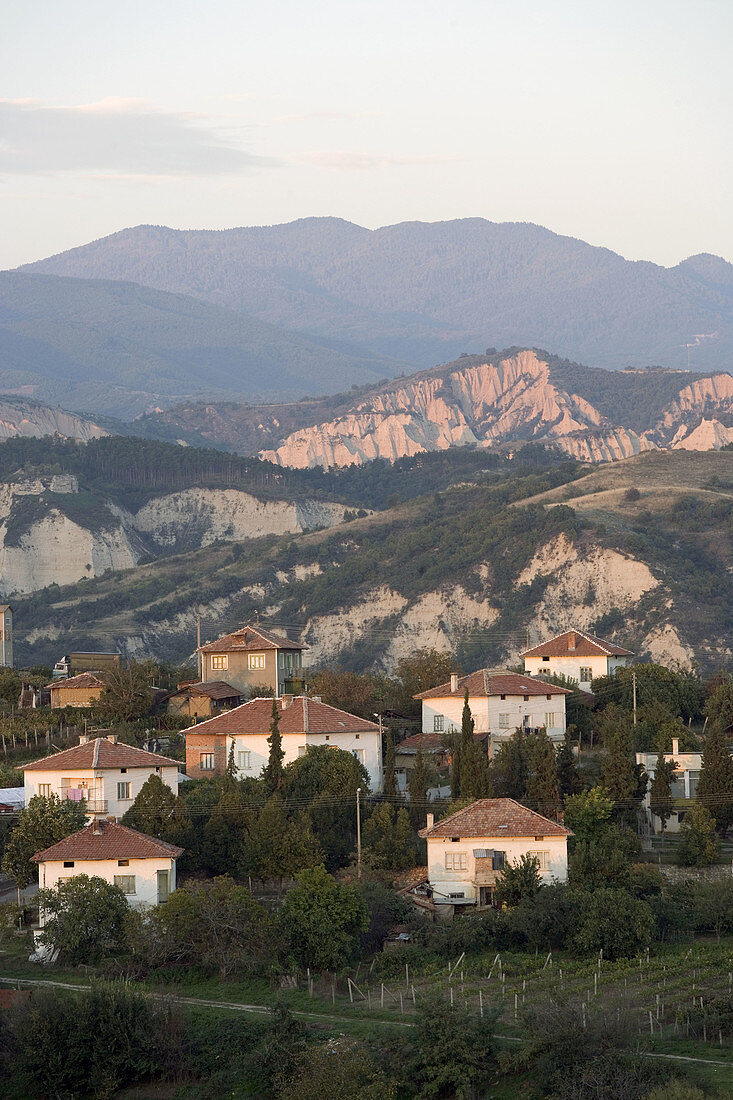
[281,694,293,710]
[672,738,679,757]
[91,818,102,835]
[79,734,89,744]
[311,695,322,704]
[426,812,434,830]
[450,674,458,693]
[106,734,118,744]
[568,633,576,652]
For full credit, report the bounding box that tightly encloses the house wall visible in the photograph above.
[421,693,566,741]
[186,729,383,791]
[168,693,216,720]
[636,750,703,834]
[49,685,103,709]
[426,833,569,904]
[24,765,180,819]
[201,649,304,696]
[523,654,629,690]
[37,855,177,914]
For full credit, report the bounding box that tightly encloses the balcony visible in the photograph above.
[281,677,306,695]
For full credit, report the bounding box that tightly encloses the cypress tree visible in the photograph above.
[383,732,397,800]
[556,731,582,799]
[263,698,284,794]
[226,740,237,785]
[649,747,676,834]
[457,690,475,797]
[526,730,559,819]
[409,746,429,827]
[697,721,733,836]
[601,722,637,822]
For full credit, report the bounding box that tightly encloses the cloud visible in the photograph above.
[297,150,461,170]
[0,98,275,176]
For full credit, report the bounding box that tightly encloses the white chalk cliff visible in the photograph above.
[259,351,733,469]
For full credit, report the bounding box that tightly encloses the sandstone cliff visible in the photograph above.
[258,351,733,469]
[0,400,107,442]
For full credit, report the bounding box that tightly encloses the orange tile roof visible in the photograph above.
[187,696,378,737]
[168,681,242,701]
[419,798,572,838]
[396,731,487,755]
[521,630,633,659]
[32,820,183,862]
[45,672,105,691]
[415,669,572,700]
[22,738,181,772]
[199,624,304,654]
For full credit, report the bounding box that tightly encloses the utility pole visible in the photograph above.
[632,670,637,726]
[356,787,362,880]
[197,614,202,681]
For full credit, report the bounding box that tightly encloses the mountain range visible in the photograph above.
[18,217,733,376]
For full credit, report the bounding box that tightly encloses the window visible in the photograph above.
[63,861,74,868]
[211,654,228,671]
[38,784,51,797]
[523,694,529,702]
[355,733,360,740]
[120,768,127,774]
[544,712,557,729]
[117,782,132,800]
[117,859,129,867]
[444,852,467,871]
[542,655,550,662]
[498,713,510,728]
[433,715,444,732]
[114,875,136,895]
[492,851,506,871]
[528,851,551,870]
[579,666,592,682]
[352,749,366,763]
[200,753,215,770]
[248,653,266,671]
[238,750,251,770]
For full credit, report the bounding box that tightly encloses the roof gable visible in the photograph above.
[419,798,572,838]
[45,672,105,691]
[22,738,181,772]
[521,630,633,659]
[32,820,183,862]
[199,624,304,654]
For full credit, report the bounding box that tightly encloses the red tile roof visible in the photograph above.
[521,630,633,659]
[187,696,378,737]
[415,669,572,700]
[32,820,183,862]
[419,798,572,838]
[45,672,105,692]
[22,738,181,772]
[199,624,304,654]
[168,681,242,701]
[396,731,487,755]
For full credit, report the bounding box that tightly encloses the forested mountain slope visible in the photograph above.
[19,218,733,372]
[10,449,733,676]
[0,272,397,416]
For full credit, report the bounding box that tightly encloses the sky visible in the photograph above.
[1,0,731,269]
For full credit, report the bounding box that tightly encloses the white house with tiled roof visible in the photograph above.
[415,670,571,752]
[198,624,305,697]
[418,798,572,910]
[521,630,633,692]
[32,819,183,913]
[186,695,382,790]
[22,736,181,820]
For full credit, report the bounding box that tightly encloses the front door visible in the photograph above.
[157,870,170,904]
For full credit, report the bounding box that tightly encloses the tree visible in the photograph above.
[383,731,397,801]
[704,677,733,732]
[525,729,559,819]
[226,739,237,784]
[2,794,88,889]
[408,996,497,1099]
[363,802,415,870]
[37,875,128,963]
[563,787,613,844]
[677,802,720,866]
[120,774,177,838]
[243,796,323,887]
[692,879,733,942]
[556,731,582,799]
[571,887,655,959]
[649,749,676,834]
[408,746,430,827]
[494,853,542,907]
[601,721,639,821]
[390,650,455,718]
[278,1040,395,1100]
[490,729,528,800]
[277,865,368,972]
[455,691,490,800]
[95,660,154,721]
[282,746,369,870]
[263,698,284,793]
[696,721,733,836]
[308,668,388,719]
[155,875,273,978]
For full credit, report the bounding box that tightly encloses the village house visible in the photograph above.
[636,737,703,834]
[46,672,105,709]
[185,695,383,791]
[393,730,488,793]
[165,680,243,721]
[32,818,182,913]
[198,624,305,697]
[521,629,632,692]
[415,669,571,755]
[22,735,181,819]
[418,798,572,914]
